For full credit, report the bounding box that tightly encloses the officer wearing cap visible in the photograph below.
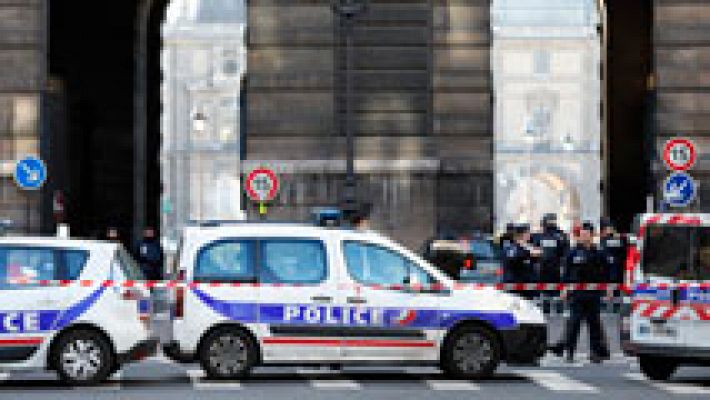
[531,213,569,283]
[503,224,540,296]
[559,221,609,363]
[598,217,627,284]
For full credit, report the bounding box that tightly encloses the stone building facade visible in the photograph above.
[0,0,45,233]
[246,0,493,247]
[161,0,247,242]
[492,0,602,232]
[0,0,707,247]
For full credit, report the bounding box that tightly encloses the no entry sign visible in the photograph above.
[663,138,697,171]
[245,168,279,202]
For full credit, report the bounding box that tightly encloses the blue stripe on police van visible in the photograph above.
[0,286,107,334]
[634,287,710,303]
[191,288,518,330]
[51,286,107,330]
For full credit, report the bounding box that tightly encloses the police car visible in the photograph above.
[164,222,547,379]
[622,214,710,380]
[0,237,157,384]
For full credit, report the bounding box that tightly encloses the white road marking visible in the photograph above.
[426,379,480,391]
[625,372,710,395]
[310,379,361,390]
[0,373,9,382]
[187,369,242,390]
[514,370,598,392]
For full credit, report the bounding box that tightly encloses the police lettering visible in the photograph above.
[0,311,41,333]
[283,305,383,326]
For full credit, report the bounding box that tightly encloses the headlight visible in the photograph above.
[508,298,541,315]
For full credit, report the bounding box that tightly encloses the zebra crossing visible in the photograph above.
[0,357,708,397]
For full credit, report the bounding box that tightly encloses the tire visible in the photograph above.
[639,355,677,381]
[52,329,114,385]
[441,325,501,379]
[199,327,257,379]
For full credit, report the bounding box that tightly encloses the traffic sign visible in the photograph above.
[663,138,697,171]
[245,167,279,203]
[13,156,47,190]
[662,172,697,208]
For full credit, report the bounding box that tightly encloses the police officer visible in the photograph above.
[503,224,540,297]
[561,222,609,363]
[598,217,627,284]
[134,226,164,281]
[531,213,569,283]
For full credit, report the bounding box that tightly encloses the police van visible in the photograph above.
[622,214,710,380]
[164,223,547,379]
[0,237,157,384]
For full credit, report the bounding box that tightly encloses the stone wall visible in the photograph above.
[653,0,710,211]
[246,0,492,247]
[0,0,45,232]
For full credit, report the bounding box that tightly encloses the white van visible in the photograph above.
[0,237,156,384]
[164,223,547,379]
[621,214,710,380]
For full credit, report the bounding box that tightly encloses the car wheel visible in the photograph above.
[53,329,114,385]
[442,325,501,379]
[639,355,677,381]
[199,327,257,379]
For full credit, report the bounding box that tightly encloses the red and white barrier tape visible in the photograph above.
[3,279,706,291]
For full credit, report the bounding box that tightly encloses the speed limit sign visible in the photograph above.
[245,168,279,202]
[663,138,697,171]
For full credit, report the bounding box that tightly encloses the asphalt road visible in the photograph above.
[1,316,709,399]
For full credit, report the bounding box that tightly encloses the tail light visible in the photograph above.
[174,286,185,319]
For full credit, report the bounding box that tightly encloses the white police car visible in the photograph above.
[0,237,157,384]
[165,223,546,379]
[622,214,710,380]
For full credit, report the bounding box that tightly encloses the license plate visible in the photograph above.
[651,324,677,338]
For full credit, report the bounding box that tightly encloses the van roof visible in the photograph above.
[0,236,119,251]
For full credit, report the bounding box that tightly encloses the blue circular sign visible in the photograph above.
[14,156,47,190]
[663,172,697,208]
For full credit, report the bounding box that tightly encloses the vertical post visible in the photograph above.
[344,13,356,217]
[135,0,155,242]
[333,1,367,221]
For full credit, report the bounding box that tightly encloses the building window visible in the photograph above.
[533,50,550,76]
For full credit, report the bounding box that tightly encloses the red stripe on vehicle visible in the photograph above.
[262,338,435,348]
[0,338,43,347]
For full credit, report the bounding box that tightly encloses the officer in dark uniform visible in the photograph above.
[561,222,609,363]
[598,217,627,284]
[531,213,569,283]
[499,223,516,253]
[503,224,540,298]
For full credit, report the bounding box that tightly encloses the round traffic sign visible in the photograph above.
[14,156,47,190]
[663,172,697,208]
[245,168,279,202]
[663,138,696,171]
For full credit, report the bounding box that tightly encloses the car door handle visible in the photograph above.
[310,296,333,303]
[347,297,367,304]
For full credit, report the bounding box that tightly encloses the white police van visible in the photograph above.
[0,237,157,384]
[164,223,547,379]
[622,214,710,380]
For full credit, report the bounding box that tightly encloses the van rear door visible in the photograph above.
[634,225,693,347]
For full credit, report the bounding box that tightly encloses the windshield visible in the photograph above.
[643,225,709,281]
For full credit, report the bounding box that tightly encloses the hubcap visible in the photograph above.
[60,338,103,381]
[208,334,248,376]
[452,332,493,374]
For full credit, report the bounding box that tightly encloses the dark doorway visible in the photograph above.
[48,0,164,243]
[605,0,653,230]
